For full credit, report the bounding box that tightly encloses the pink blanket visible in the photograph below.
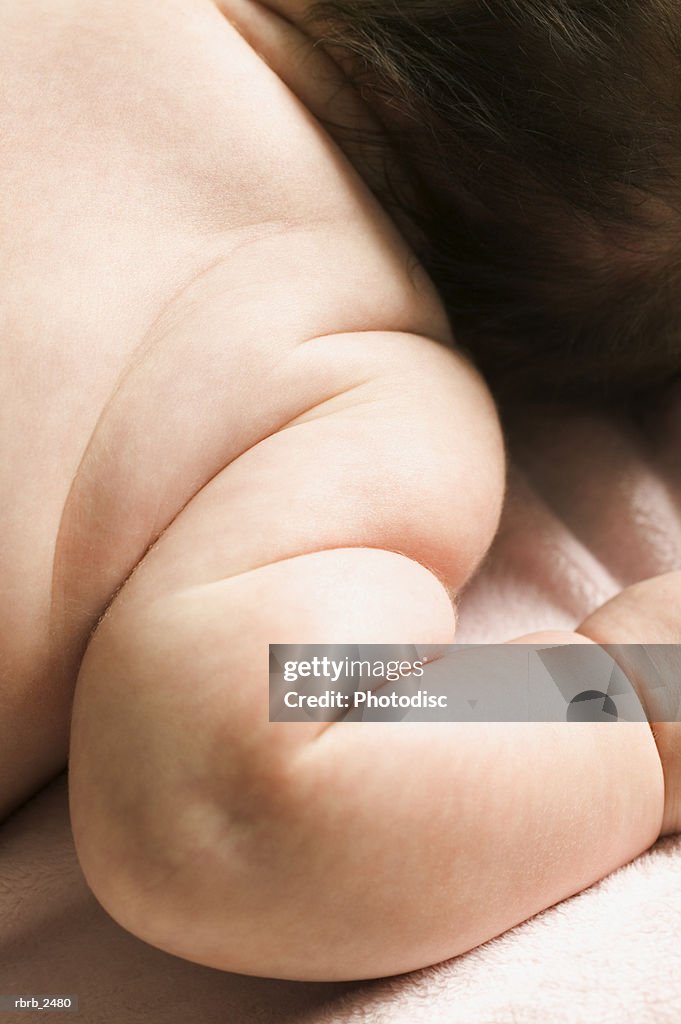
[3,388,681,1022]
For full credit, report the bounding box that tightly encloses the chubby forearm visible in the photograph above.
[70,567,664,982]
[281,694,662,980]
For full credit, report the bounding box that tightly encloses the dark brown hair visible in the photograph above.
[305,0,681,404]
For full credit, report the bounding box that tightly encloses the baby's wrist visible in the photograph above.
[510,625,676,838]
[583,642,681,838]
[647,722,681,837]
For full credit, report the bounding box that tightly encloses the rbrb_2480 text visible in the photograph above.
[282,658,426,684]
[284,690,448,709]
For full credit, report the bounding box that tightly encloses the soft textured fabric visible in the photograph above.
[3,387,681,1022]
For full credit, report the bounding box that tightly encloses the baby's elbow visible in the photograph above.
[68,599,315,976]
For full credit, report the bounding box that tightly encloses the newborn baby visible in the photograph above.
[1,0,679,983]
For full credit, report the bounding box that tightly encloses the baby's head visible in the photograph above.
[306,0,681,403]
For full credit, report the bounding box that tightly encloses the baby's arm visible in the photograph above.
[68,332,664,982]
[578,572,681,837]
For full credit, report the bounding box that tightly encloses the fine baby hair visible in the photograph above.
[306,0,681,403]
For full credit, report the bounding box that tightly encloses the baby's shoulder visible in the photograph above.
[204,0,451,342]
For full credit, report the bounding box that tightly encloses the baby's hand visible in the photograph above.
[579,572,681,836]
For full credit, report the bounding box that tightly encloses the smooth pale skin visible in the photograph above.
[0,0,676,983]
